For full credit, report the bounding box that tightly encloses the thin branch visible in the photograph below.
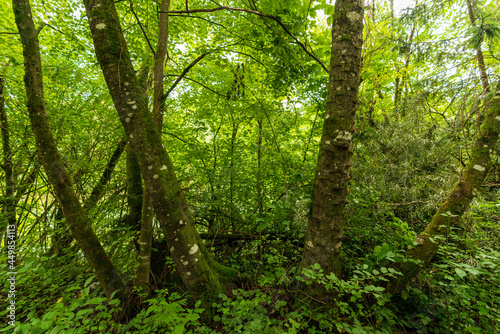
[163,6,328,73]
[165,75,225,97]
[130,1,156,57]
[163,51,211,99]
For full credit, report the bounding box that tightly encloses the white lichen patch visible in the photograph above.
[179,220,184,225]
[148,207,151,210]
[161,165,167,170]
[334,131,352,142]
[127,113,133,117]
[124,82,129,86]
[306,241,313,248]
[183,261,189,266]
[148,166,153,170]
[175,238,178,241]
[153,174,158,179]
[495,116,500,120]
[326,140,331,145]
[325,114,330,119]
[336,86,341,91]
[129,134,133,139]
[189,244,199,255]
[347,11,361,23]
[473,164,486,172]
[125,118,130,123]
[95,23,106,30]
[127,100,136,105]
[132,105,137,109]
[170,246,174,252]
[186,272,191,275]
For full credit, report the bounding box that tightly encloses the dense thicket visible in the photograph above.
[1,0,499,333]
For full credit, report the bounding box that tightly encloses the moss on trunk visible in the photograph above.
[13,0,124,299]
[386,83,500,295]
[82,0,235,310]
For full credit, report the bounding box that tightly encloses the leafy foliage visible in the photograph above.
[1,0,500,332]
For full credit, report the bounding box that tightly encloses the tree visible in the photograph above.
[82,0,236,309]
[12,0,125,299]
[300,0,364,285]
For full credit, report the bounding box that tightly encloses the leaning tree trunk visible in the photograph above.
[12,0,124,299]
[386,82,500,295]
[299,0,364,285]
[82,0,236,309]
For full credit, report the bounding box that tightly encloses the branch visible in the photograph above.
[83,138,127,211]
[130,1,156,57]
[163,6,328,73]
[163,51,211,99]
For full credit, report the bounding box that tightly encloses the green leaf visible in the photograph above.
[455,268,466,279]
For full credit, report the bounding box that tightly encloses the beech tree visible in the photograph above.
[12,0,125,299]
[300,0,365,284]
[82,0,236,308]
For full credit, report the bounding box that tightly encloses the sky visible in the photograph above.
[393,0,416,14]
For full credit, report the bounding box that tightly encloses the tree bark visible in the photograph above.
[300,0,364,282]
[386,81,500,295]
[137,0,171,288]
[49,138,127,257]
[229,114,239,231]
[12,0,124,299]
[82,0,235,308]
[0,76,16,246]
[257,118,263,217]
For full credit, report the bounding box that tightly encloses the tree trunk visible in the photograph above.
[386,81,500,295]
[0,76,16,247]
[82,0,236,308]
[300,0,364,282]
[49,138,127,256]
[257,118,263,217]
[466,0,490,94]
[137,0,171,288]
[229,114,239,231]
[12,0,124,299]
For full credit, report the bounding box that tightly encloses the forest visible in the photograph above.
[0,0,499,332]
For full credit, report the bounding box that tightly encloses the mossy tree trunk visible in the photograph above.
[466,0,490,94]
[82,0,235,307]
[12,0,124,299]
[0,76,16,245]
[386,82,500,295]
[49,138,127,257]
[300,0,364,283]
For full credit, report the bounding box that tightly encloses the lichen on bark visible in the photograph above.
[299,0,364,295]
